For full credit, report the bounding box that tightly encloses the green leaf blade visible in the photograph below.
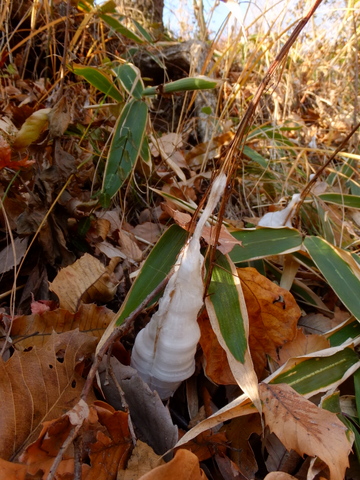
[304,236,360,321]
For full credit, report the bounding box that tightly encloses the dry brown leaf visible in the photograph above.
[225,414,261,479]
[180,430,228,462]
[238,268,300,377]
[278,328,330,366]
[132,222,162,244]
[137,449,208,480]
[17,401,132,480]
[0,330,97,460]
[162,204,241,254]
[264,473,298,480]
[117,440,164,480]
[49,253,118,312]
[9,303,115,349]
[118,230,143,262]
[198,311,236,385]
[185,131,234,167]
[260,383,351,480]
[0,236,28,274]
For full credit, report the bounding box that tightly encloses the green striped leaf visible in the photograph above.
[72,64,123,103]
[116,225,187,325]
[318,193,360,209]
[230,227,302,263]
[207,252,247,362]
[304,236,360,321]
[270,347,359,396]
[100,99,148,205]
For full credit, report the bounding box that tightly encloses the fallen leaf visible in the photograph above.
[238,268,300,377]
[49,253,118,312]
[163,204,241,254]
[19,401,132,479]
[118,230,143,262]
[0,330,97,460]
[260,383,351,480]
[225,414,261,479]
[264,473,298,480]
[9,303,115,349]
[0,236,28,274]
[278,328,330,366]
[102,360,178,455]
[198,311,236,385]
[137,449,208,480]
[118,440,164,480]
[12,108,51,150]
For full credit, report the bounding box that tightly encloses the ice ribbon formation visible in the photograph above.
[130,174,227,399]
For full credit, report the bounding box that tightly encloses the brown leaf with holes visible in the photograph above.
[0,330,96,460]
[238,268,300,377]
[260,383,351,480]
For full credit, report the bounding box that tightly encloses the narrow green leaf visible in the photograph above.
[114,63,144,99]
[354,368,360,421]
[142,76,219,96]
[131,18,154,43]
[270,348,359,395]
[243,145,268,168]
[328,319,360,346]
[230,227,302,263]
[207,252,247,362]
[304,236,360,321]
[101,99,148,203]
[100,14,145,43]
[116,225,187,325]
[72,64,123,103]
[318,193,360,209]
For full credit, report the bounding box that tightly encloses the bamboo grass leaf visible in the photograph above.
[230,227,302,263]
[304,236,360,321]
[72,64,123,103]
[115,225,187,325]
[100,99,148,206]
[318,193,360,209]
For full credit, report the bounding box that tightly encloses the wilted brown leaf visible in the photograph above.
[225,414,262,479]
[137,449,208,480]
[118,440,164,480]
[198,311,236,385]
[238,268,300,376]
[0,330,97,460]
[9,303,115,349]
[260,383,351,480]
[15,401,132,480]
[49,253,118,312]
[277,328,330,366]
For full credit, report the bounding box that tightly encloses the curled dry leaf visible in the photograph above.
[12,108,51,150]
[260,383,352,480]
[49,253,119,313]
[0,330,97,460]
[137,449,208,480]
